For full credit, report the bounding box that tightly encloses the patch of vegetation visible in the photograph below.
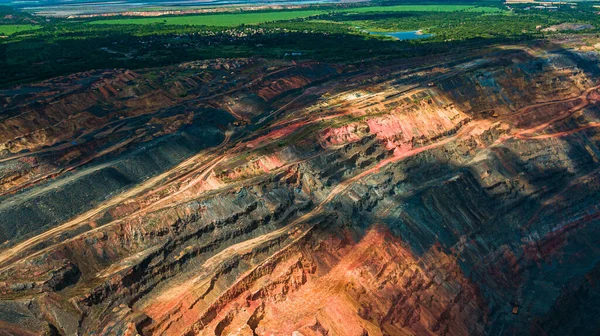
[340,5,504,14]
[323,11,544,40]
[88,9,327,27]
[0,24,40,36]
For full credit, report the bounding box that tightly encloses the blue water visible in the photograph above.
[369,30,433,41]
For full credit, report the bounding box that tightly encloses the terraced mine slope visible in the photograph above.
[2,38,600,335]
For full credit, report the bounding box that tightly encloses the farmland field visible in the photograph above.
[88,9,326,26]
[340,5,504,13]
[0,24,39,35]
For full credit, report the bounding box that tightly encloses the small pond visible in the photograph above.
[369,30,433,41]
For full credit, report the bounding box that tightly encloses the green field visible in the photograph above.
[89,10,326,27]
[340,5,504,14]
[0,24,39,35]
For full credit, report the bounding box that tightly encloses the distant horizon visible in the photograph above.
[0,0,357,16]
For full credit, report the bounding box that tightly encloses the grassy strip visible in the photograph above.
[340,5,504,13]
[0,24,40,35]
[88,10,326,27]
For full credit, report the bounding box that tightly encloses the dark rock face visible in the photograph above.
[1,41,600,335]
[44,262,81,291]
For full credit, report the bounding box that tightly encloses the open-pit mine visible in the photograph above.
[2,38,600,336]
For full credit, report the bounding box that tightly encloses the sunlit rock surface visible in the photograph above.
[1,40,600,335]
